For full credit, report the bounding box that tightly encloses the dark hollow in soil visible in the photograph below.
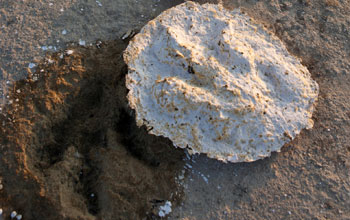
[0,38,185,220]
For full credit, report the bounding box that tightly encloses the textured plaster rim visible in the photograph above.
[124,1,319,162]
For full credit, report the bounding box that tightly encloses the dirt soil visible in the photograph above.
[0,39,185,219]
[0,0,350,220]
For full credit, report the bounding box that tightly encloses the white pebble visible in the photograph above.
[0,184,3,190]
[0,208,3,215]
[79,39,86,46]
[159,210,165,217]
[66,50,74,55]
[158,201,172,217]
[201,174,208,184]
[11,211,17,218]
[96,0,102,6]
[62,29,67,35]
[28,63,36,69]
[16,214,22,220]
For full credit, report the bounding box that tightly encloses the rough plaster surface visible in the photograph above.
[124,1,319,162]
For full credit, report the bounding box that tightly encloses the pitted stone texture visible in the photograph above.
[124,1,319,162]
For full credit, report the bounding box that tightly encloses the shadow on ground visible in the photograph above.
[0,37,185,220]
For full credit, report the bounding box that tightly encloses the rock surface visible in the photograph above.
[124,1,319,162]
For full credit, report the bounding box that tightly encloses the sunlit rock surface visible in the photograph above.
[124,1,319,162]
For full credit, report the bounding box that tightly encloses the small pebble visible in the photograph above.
[66,50,74,55]
[16,214,22,220]
[0,208,3,215]
[11,211,17,218]
[96,0,102,6]
[121,30,135,40]
[62,29,67,35]
[28,63,36,69]
[79,39,86,46]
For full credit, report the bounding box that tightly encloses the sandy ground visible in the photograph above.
[0,0,182,104]
[1,0,350,219]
